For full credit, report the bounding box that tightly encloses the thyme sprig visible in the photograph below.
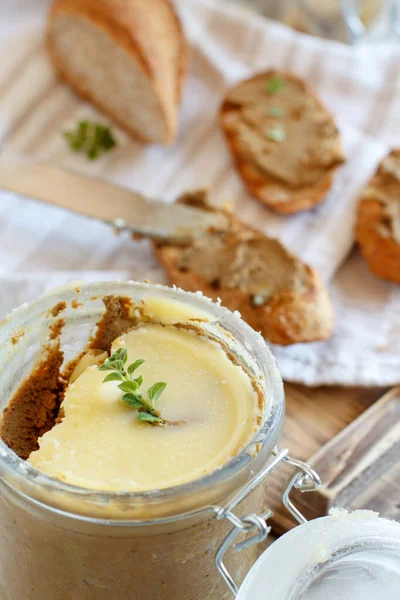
[63,120,116,160]
[99,348,166,426]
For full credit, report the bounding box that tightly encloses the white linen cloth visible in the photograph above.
[0,0,399,385]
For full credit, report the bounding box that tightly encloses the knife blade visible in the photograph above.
[0,152,227,242]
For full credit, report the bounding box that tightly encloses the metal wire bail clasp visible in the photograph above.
[214,448,321,597]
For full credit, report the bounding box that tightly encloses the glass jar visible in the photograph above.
[0,281,297,600]
[237,0,394,44]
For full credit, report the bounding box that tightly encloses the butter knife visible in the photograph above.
[0,153,226,242]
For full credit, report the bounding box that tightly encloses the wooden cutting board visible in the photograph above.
[269,383,400,535]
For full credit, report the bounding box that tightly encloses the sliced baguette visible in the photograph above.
[153,192,334,345]
[356,149,400,284]
[48,0,187,144]
[221,71,344,214]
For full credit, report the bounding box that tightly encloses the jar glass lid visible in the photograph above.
[237,509,400,600]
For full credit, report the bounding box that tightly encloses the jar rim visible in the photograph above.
[0,281,285,522]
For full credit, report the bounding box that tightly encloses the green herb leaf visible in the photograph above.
[94,124,116,150]
[103,372,125,383]
[103,133,116,150]
[99,351,168,426]
[71,139,84,152]
[78,120,89,135]
[87,146,98,161]
[114,360,126,372]
[147,382,167,406]
[266,126,286,142]
[118,380,139,394]
[122,393,144,409]
[134,375,143,387]
[63,132,84,152]
[113,348,128,364]
[98,361,114,372]
[138,412,164,425]
[63,120,117,160]
[268,106,284,117]
[127,359,145,376]
[266,77,285,94]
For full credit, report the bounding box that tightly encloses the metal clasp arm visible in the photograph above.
[215,448,321,597]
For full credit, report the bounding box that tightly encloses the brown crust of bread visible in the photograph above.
[356,197,400,284]
[48,0,188,144]
[230,156,336,215]
[153,193,334,346]
[220,71,343,214]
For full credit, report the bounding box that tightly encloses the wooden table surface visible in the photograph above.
[281,383,385,459]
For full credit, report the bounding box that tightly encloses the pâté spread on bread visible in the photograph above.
[221,70,345,213]
[154,192,334,345]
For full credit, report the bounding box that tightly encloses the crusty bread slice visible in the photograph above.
[221,71,344,214]
[356,149,400,284]
[226,150,336,215]
[153,192,334,345]
[48,0,187,144]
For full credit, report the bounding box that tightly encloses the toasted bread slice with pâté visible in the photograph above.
[356,149,400,284]
[221,70,345,214]
[153,192,334,346]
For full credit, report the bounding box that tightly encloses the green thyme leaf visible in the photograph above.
[103,133,116,150]
[98,350,168,426]
[78,120,89,135]
[87,146,99,161]
[122,393,144,409]
[138,412,164,425]
[98,361,114,372]
[127,359,145,376]
[266,126,286,142]
[103,372,125,383]
[147,382,167,406]
[113,348,128,364]
[118,380,139,394]
[94,124,116,150]
[114,360,126,372]
[71,139,84,152]
[134,375,143,387]
[268,106,284,117]
[266,77,285,94]
[63,132,84,152]
[63,120,117,160]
